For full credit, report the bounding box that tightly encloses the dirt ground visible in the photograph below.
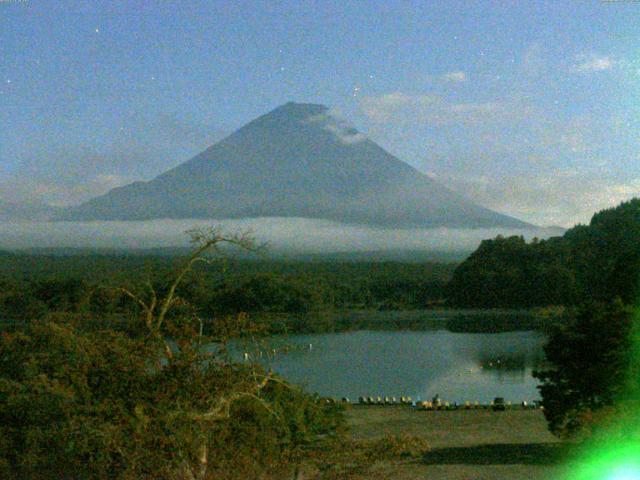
[337,405,569,480]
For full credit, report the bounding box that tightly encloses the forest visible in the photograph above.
[0,254,453,328]
[447,199,640,308]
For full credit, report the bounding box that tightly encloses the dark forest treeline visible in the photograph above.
[447,199,640,308]
[0,257,454,322]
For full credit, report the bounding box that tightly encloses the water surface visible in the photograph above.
[233,329,546,404]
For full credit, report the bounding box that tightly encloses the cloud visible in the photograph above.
[0,217,551,251]
[519,43,547,79]
[1,114,229,207]
[2,141,157,206]
[359,92,531,126]
[536,114,603,154]
[359,92,422,121]
[573,54,614,73]
[441,170,640,227]
[306,110,367,144]
[0,174,136,208]
[354,43,638,229]
[443,71,467,82]
[323,123,367,144]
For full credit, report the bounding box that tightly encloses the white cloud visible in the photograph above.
[359,92,429,121]
[0,174,135,207]
[0,217,549,251]
[359,92,529,126]
[323,123,367,144]
[573,54,614,73]
[306,110,367,144]
[2,113,230,207]
[443,71,467,82]
[442,170,640,227]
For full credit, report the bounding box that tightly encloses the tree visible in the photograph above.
[447,199,640,309]
[534,300,634,438]
[0,227,343,479]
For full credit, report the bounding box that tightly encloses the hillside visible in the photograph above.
[447,198,640,307]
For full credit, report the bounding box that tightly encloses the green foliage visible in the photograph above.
[447,200,640,440]
[448,199,640,308]
[0,230,345,479]
[0,317,342,479]
[208,274,326,314]
[0,258,454,331]
[0,321,154,478]
[364,434,430,459]
[533,300,634,438]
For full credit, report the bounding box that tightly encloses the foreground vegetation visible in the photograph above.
[0,230,345,479]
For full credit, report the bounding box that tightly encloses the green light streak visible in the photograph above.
[560,309,640,480]
[569,442,640,480]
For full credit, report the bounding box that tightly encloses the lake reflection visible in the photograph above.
[232,330,546,404]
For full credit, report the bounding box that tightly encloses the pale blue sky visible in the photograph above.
[2,0,639,226]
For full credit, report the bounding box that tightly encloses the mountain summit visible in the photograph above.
[59,102,530,228]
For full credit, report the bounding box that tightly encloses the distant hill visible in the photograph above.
[447,198,640,308]
[58,102,531,229]
[0,200,59,221]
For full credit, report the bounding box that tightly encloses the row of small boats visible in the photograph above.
[320,396,542,410]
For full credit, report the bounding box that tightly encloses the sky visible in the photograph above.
[1,0,639,227]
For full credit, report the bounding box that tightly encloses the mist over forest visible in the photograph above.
[0,217,559,252]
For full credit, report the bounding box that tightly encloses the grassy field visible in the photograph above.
[335,406,569,480]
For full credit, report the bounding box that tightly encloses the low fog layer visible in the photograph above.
[0,217,560,253]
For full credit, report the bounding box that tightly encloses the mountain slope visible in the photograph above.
[59,102,530,228]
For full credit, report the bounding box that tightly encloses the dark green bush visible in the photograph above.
[0,318,343,479]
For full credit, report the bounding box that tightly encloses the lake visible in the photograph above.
[232,328,547,404]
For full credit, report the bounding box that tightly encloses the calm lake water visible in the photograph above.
[232,328,547,404]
